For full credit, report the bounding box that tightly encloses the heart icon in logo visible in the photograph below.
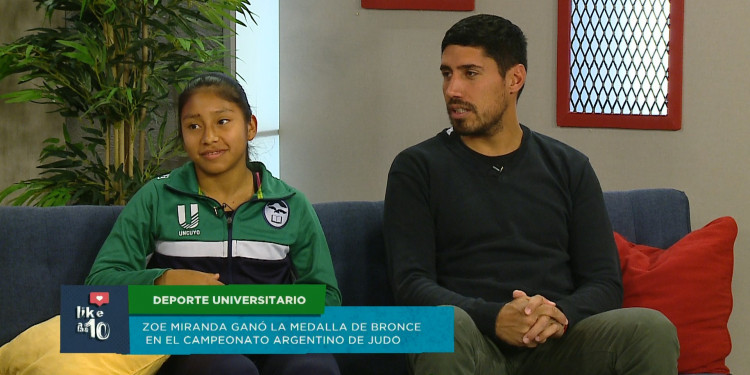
[89,292,110,307]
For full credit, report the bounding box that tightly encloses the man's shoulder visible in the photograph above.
[396,129,452,157]
[525,126,589,161]
[389,130,454,172]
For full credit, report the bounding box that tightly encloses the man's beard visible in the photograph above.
[447,99,504,138]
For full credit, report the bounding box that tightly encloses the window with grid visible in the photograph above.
[556,0,684,130]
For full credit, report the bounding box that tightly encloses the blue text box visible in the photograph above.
[129,306,453,354]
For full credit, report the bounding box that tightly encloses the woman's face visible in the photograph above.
[179,87,257,180]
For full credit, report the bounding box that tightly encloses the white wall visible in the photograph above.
[280,1,749,372]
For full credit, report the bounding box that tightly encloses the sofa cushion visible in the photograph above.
[313,201,409,375]
[604,188,691,249]
[0,315,168,375]
[314,201,392,307]
[615,217,736,374]
[0,205,124,346]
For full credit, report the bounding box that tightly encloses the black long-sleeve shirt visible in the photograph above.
[384,126,622,340]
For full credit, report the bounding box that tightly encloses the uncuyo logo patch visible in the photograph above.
[178,203,199,229]
[264,200,290,228]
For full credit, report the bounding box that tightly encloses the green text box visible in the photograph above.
[128,285,325,315]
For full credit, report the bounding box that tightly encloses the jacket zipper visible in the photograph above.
[226,210,235,284]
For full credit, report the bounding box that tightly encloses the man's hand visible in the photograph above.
[495,290,568,348]
[513,290,568,345]
[154,269,224,285]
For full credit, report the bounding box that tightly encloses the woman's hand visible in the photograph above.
[154,269,224,285]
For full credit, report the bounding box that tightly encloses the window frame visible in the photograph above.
[232,2,281,177]
[556,0,685,130]
[361,0,473,10]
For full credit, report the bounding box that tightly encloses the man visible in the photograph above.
[384,14,679,375]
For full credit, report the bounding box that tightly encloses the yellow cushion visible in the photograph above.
[0,316,168,375]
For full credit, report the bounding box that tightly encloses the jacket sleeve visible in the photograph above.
[289,194,342,307]
[85,182,167,286]
[384,150,505,338]
[554,160,623,326]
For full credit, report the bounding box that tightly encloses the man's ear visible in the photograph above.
[507,64,526,96]
[247,114,258,141]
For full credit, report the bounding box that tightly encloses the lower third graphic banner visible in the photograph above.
[60,285,454,355]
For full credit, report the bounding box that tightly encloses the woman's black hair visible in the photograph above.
[177,72,253,136]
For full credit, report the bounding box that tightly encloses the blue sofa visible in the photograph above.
[0,189,694,374]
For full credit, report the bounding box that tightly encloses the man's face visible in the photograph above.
[440,45,511,137]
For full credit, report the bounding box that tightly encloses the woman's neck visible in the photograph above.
[197,168,256,210]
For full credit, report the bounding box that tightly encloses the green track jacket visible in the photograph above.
[85,161,342,306]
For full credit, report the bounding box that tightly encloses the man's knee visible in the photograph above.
[599,307,679,357]
[452,306,484,346]
[602,308,680,373]
[410,306,506,375]
[627,308,678,347]
[622,308,677,336]
[453,306,475,330]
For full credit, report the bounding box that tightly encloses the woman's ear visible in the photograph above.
[247,114,258,141]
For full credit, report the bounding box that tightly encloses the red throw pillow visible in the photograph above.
[614,217,736,374]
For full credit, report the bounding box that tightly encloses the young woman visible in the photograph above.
[86,72,342,375]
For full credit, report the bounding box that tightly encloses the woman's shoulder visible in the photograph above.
[126,163,196,205]
[249,162,300,199]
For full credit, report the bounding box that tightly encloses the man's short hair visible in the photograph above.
[442,14,528,97]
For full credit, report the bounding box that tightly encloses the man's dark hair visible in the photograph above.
[442,14,528,98]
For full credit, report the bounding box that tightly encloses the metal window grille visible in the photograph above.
[570,0,670,115]
[557,0,683,130]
